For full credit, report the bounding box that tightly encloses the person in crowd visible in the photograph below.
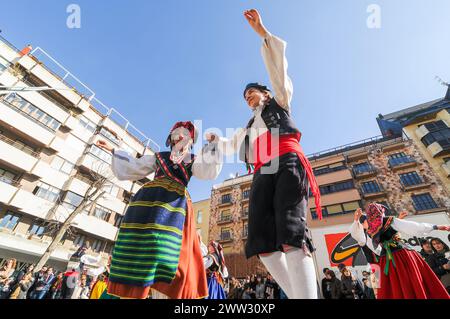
[242,285,253,299]
[50,272,64,299]
[420,239,434,259]
[264,273,277,299]
[362,278,376,299]
[325,269,342,299]
[29,267,55,299]
[9,272,34,299]
[340,266,364,299]
[426,237,450,292]
[255,276,265,299]
[78,276,91,299]
[321,267,332,299]
[61,268,79,299]
[0,258,17,299]
[227,277,243,299]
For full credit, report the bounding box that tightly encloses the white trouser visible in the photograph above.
[259,247,317,299]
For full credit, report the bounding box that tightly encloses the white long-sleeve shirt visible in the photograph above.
[217,33,294,159]
[111,143,222,182]
[349,218,437,256]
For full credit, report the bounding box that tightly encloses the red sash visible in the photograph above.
[253,131,323,220]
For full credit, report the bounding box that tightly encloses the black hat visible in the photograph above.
[243,82,271,97]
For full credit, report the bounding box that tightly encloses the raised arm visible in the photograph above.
[244,9,293,111]
[191,141,223,180]
[96,140,156,181]
[206,128,247,157]
[391,217,450,237]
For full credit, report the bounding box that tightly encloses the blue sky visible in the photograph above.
[2,0,450,201]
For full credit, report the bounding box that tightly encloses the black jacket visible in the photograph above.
[426,253,450,278]
[321,278,332,299]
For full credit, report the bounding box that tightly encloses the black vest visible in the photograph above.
[239,98,300,164]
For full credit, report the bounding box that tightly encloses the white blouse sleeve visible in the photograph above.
[191,142,223,180]
[391,218,436,237]
[261,33,294,111]
[349,221,367,246]
[216,128,247,156]
[349,221,382,256]
[111,150,156,181]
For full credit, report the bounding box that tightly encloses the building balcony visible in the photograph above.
[77,153,112,178]
[217,215,233,225]
[359,185,387,200]
[241,211,249,220]
[352,165,378,179]
[413,198,448,215]
[218,233,233,243]
[65,176,91,195]
[30,161,70,189]
[415,125,429,140]
[242,230,248,239]
[96,193,127,216]
[218,199,233,207]
[17,54,85,108]
[72,213,118,241]
[427,140,450,158]
[0,100,55,146]
[0,133,40,173]
[442,161,450,177]
[400,177,432,192]
[388,156,417,171]
[316,168,353,186]
[9,189,54,219]
[0,178,20,203]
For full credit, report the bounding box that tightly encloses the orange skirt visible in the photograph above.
[107,197,208,299]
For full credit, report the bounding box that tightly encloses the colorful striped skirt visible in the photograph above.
[107,177,208,299]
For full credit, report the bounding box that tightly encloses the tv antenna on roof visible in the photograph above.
[435,76,449,87]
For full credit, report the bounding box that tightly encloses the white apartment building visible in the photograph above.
[0,36,158,271]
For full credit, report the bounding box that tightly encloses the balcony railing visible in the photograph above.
[400,176,430,190]
[0,176,20,187]
[314,165,348,176]
[360,184,386,197]
[388,156,416,168]
[219,232,233,241]
[241,210,249,219]
[218,215,233,224]
[352,165,377,176]
[0,132,40,158]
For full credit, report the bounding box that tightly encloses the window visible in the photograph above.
[197,211,203,224]
[0,168,17,184]
[242,205,249,217]
[399,172,423,187]
[89,145,112,164]
[242,189,250,199]
[243,224,248,237]
[361,181,382,194]
[91,239,105,253]
[28,223,46,238]
[421,129,450,147]
[388,152,415,167]
[311,201,361,219]
[412,193,438,211]
[220,228,232,240]
[0,212,21,230]
[50,156,74,174]
[62,191,84,212]
[422,120,448,132]
[4,94,61,131]
[320,181,354,195]
[221,194,231,204]
[104,183,120,197]
[353,162,374,174]
[313,162,347,176]
[33,182,61,202]
[114,214,123,227]
[220,210,231,222]
[78,115,97,133]
[99,128,120,145]
[0,56,8,71]
[93,205,112,221]
[73,235,86,247]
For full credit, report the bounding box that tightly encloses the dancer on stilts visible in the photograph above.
[200,238,228,299]
[208,9,323,299]
[96,121,222,299]
[350,203,450,299]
